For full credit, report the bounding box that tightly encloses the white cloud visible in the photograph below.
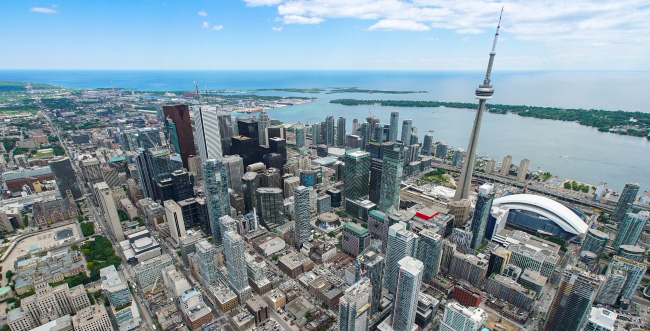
[30,7,58,14]
[211,25,224,30]
[241,0,650,61]
[244,0,283,7]
[272,26,283,31]
[369,20,430,31]
[198,11,208,16]
[282,15,324,24]
[202,21,210,29]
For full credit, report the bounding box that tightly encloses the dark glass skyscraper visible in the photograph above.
[611,182,640,222]
[49,156,82,199]
[162,105,197,169]
[343,149,370,202]
[369,159,383,204]
[378,146,404,212]
[337,116,346,147]
[470,184,495,250]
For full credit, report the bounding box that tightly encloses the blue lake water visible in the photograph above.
[1,70,649,192]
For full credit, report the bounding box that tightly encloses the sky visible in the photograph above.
[1,0,649,70]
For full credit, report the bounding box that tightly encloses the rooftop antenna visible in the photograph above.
[110,80,115,92]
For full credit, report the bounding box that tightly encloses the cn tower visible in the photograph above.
[454,9,503,201]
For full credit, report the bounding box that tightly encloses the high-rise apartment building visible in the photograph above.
[203,159,231,244]
[517,158,529,182]
[416,229,443,283]
[469,184,494,250]
[378,146,404,213]
[608,255,647,301]
[295,125,306,148]
[435,143,448,160]
[196,239,218,285]
[596,264,627,306]
[163,105,197,168]
[337,117,346,147]
[338,278,371,331]
[325,115,335,146]
[311,123,321,145]
[389,111,399,142]
[421,131,433,156]
[223,231,248,292]
[49,156,82,200]
[384,222,419,295]
[391,256,423,331]
[294,185,312,249]
[344,149,370,203]
[544,266,604,331]
[400,119,412,146]
[500,155,512,177]
[93,182,124,241]
[580,228,609,260]
[611,182,640,222]
[612,212,648,250]
[355,248,384,315]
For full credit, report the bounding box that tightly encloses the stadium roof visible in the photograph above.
[493,194,588,235]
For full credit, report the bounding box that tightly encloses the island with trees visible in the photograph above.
[330,98,650,139]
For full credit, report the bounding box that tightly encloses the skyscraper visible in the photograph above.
[258,110,271,145]
[389,111,399,142]
[355,249,384,315]
[500,155,512,177]
[470,184,495,250]
[612,212,648,250]
[164,200,186,244]
[222,155,244,195]
[391,256,423,331]
[416,229,443,283]
[352,119,360,135]
[196,239,218,285]
[544,265,604,331]
[311,123,321,145]
[295,125,306,148]
[194,106,223,163]
[369,159,383,204]
[223,230,248,292]
[342,222,371,257]
[294,186,312,249]
[440,302,487,331]
[611,182,640,222]
[203,159,231,244]
[217,111,234,155]
[242,172,260,214]
[163,105,197,168]
[325,115,335,146]
[256,187,284,230]
[453,13,502,202]
[49,156,82,200]
[596,265,627,306]
[421,131,433,156]
[400,119,412,146]
[338,278,371,331]
[580,228,609,260]
[93,182,124,241]
[360,123,371,150]
[517,158,530,182]
[608,255,647,301]
[337,117,346,147]
[384,222,419,295]
[435,143,448,160]
[378,146,404,212]
[344,149,371,203]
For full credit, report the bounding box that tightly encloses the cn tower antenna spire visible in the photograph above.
[453,8,503,202]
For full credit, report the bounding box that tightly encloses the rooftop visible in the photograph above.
[343,222,369,237]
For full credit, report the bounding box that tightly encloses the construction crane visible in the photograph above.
[110,81,115,93]
[194,81,201,100]
[147,274,160,299]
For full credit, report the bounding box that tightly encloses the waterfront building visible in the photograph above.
[325,115,335,146]
[384,222,419,295]
[389,111,399,142]
[400,119,412,146]
[611,182,640,222]
[500,155,512,176]
[517,158,529,182]
[485,159,495,174]
[612,212,648,250]
[470,184,495,250]
[311,123,321,145]
[338,278,371,331]
[617,245,645,263]
[435,143,448,160]
[544,266,604,331]
[392,257,424,331]
[344,149,370,202]
[421,131,433,156]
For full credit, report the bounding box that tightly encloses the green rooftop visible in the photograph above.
[344,222,369,237]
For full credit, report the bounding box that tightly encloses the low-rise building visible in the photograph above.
[264,290,286,310]
[211,283,238,312]
[71,305,112,331]
[133,254,173,288]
